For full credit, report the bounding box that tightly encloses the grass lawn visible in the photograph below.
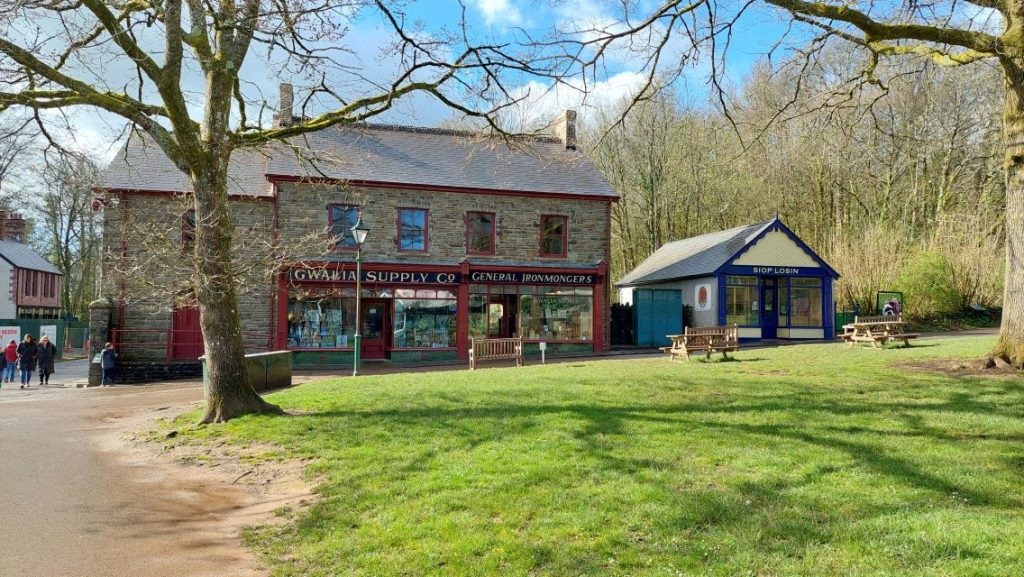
[170,336,1024,576]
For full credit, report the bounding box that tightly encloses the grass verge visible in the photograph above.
[169,336,1024,576]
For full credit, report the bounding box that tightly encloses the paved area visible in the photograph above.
[0,382,267,577]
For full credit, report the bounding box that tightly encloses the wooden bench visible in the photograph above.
[469,337,523,370]
[841,315,919,348]
[662,325,740,360]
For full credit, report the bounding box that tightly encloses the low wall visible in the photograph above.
[90,360,203,385]
[243,350,293,392]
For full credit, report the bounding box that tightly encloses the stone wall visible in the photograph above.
[101,194,275,362]
[276,182,611,264]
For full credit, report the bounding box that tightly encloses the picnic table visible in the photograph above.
[840,315,919,348]
[662,325,739,360]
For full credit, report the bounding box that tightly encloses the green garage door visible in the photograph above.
[634,289,682,347]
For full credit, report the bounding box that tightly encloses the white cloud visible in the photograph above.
[501,71,649,131]
[473,0,523,26]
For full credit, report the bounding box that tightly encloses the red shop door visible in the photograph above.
[361,300,388,360]
[172,307,205,360]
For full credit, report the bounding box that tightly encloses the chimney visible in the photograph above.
[555,109,577,150]
[277,82,294,127]
[0,212,26,242]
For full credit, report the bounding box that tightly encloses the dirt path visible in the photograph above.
[0,382,307,577]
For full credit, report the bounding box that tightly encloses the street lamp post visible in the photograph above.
[350,217,370,377]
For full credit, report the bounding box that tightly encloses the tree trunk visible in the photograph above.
[992,56,1024,368]
[193,153,283,423]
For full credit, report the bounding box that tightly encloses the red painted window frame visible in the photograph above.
[396,207,429,253]
[327,204,361,251]
[465,211,496,255]
[539,214,568,258]
[181,209,196,252]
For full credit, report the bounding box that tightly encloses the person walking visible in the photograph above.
[17,334,37,389]
[100,342,117,386]
[3,339,17,384]
[36,335,57,386]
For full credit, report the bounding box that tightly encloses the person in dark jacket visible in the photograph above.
[100,342,117,386]
[17,334,37,389]
[36,335,57,386]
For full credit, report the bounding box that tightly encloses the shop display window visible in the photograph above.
[393,297,456,348]
[288,297,356,348]
[788,277,823,326]
[519,294,592,341]
[725,275,758,326]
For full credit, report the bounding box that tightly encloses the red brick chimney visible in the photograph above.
[0,210,27,242]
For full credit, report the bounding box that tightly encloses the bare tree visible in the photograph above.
[0,1,545,421]
[549,0,1021,367]
[30,154,103,319]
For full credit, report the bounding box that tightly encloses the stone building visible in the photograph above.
[96,96,617,373]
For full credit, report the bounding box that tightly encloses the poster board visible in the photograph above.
[694,284,713,312]
[40,324,58,342]
[0,326,19,345]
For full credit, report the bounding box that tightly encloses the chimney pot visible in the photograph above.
[556,110,577,150]
[277,83,294,128]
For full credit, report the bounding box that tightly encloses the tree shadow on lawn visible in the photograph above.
[297,382,1024,509]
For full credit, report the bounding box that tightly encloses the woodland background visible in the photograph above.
[0,47,1005,323]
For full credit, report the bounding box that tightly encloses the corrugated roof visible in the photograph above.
[0,240,62,274]
[616,221,774,286]
[98,124,617,199]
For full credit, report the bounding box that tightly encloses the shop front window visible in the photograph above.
[393,292,456,348]
[329,205,360,249]
[725,275,758,326]
[519,289,592,341]
[288,297,356,348]
[789,278,823,326]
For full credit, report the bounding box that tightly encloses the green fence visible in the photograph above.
[835,311,856,334]
[0,319,66,359]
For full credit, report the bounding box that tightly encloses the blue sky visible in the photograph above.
[13,0,930,160]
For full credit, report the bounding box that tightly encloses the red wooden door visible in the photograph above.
[172,307,205,360]
[361,300,387,360]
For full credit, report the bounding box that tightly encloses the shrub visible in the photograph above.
[895,251,961,318]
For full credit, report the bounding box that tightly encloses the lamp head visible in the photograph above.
[350,216,370,246]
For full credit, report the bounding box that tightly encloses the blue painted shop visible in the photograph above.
[617,217,839,346]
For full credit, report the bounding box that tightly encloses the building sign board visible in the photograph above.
[468,271,596,285]
[290,267,598,286]
[291,268,460,285]
[723,265,826,277]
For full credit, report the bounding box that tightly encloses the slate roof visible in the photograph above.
[99,134,272,196]
[616,220,774,286]
[0,240,62,274]
[99,124,617,199]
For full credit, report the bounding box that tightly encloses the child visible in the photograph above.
[101,342,117,386]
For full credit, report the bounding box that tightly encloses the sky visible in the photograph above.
[4,0,1005,165]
